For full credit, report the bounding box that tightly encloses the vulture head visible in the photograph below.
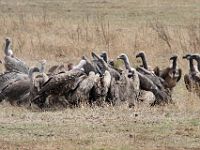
[136,51,145,58]
[5,37,11,45]
[182,54,191,60]
[117,53,132,72]
[136,51,148,69]
[100,51,108,63]
[28,67,40,78]
[170,55,178,61]
[117,53,128,61]
[183,54,199,73]
[108,59,114,67]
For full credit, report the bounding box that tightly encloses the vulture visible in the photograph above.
[29,63,49,107]
[136,51,158,76]
[100,51,108,63]
[157,55,182,90]
[190,54,200,71]
[135,52,167,92]
[90,70,112,106]
[33,69,86,107]
[66,70,111,107]
[4,37,13,56]
[0,71,28,91]
[116,53,155,106]
[136,51,149,70]
[183,54,200,94]
[0,67,40,105]
[65,71,99,107]
[117,53,171,105]
[91,52,121,80]
[3,37,29,74]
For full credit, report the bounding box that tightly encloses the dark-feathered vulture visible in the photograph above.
[157,55,182,90]
[91,52,121,80]
[136,51,149,70]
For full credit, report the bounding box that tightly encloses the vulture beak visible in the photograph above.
[117,56,122,60]
[135,52,143,58]
[170,55,178,60]
[135,53,141,58]
[182,54,191,59]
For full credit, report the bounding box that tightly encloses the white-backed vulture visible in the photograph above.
[0,67,40,105]
[90,70,112,106]
[136,51,149,70]
[29,67,49,107]
[117,53,171,105]
[183,54,200,94]
[65,71,100,107]
[34,69,85,103]
[3,38,29,74]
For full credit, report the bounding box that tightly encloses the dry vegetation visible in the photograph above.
[1,0,200,149]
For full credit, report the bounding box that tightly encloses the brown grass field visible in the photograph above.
[1,0,200,149]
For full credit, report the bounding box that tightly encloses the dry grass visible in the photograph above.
[0,0,200,149]
[1,102,200,150]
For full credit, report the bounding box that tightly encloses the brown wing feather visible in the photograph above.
[160,67,171,79]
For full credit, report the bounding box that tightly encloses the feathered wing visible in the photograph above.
[0,71,28,91]
[4,56,29,74]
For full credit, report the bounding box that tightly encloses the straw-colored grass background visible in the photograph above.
[0,0,200,149]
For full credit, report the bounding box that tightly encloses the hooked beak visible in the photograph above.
[117,56,122,60]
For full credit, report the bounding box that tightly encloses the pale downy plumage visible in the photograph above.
[72,59,87,71]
